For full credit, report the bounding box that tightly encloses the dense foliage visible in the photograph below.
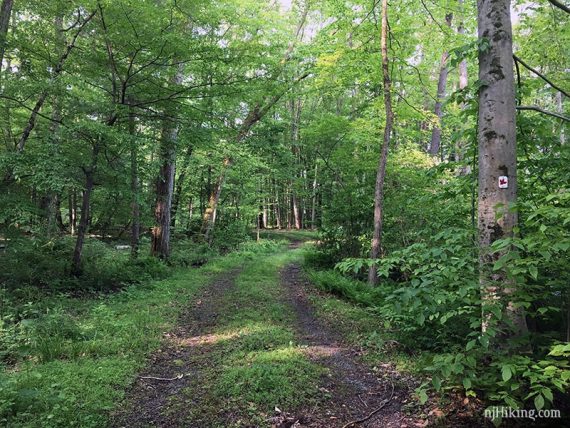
[0,0,568,424]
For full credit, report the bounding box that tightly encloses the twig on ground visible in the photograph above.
[140,374,184,381]
[341,381,395,428]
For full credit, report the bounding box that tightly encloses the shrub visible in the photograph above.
[169,240,217,267]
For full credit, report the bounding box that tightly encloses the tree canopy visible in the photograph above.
[1,0,569,425]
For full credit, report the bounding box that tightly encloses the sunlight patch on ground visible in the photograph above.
[299,344,343,358]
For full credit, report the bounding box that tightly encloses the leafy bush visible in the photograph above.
[321,217,570,412]
[169,240,217,267]
[0,236,168,292]
[211,219,251,253]
[335,228,479,348]
[238,239,286,256]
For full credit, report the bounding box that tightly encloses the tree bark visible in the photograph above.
[311,162,318,230]
[128,103,140,258]
[69,189,77,235]
[171,144,193,229]
[458,0,468,91]
[290,98,303,230]
[556,92,565,145]
[201,157,230,242]
[151,70,182,258]
[477,0,527,337]
[455,0,470,169]
[45,14,65,237]
[0,0,13,74]
[429,13,453,157]
[71,145,99,276]
[368,0,393,286]
[275,181,282,229]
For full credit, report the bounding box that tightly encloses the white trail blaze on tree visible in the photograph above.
[477,0,527,336]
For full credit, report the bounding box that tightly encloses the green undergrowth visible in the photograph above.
[0,239,287,427]
[304,271,428,375]
[256,229,319,242]
[175,247,326,427]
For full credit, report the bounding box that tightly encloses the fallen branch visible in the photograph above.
[341,381,395,428]
[140,374,184,381]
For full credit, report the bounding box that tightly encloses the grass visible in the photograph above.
[0,246,276,427]
[2,231,428,427]
[171,247,326,427]
[304,266,429,375]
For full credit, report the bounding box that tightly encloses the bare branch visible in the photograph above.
[513,54,570,98]
[547,0,570,14]
[16,9,96,152]
[516,105,570,122]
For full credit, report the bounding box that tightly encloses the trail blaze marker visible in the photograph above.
[498,176,508,189]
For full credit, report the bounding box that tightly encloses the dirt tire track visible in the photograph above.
[111,268,242,428]
[279,263,413,428]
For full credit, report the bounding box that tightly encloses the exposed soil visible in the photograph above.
[111,268,242,428]
[111,247,487,428]
[275,263,419,428]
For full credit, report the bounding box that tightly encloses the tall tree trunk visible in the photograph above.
[275,182,281,229]
[556,92,565,145]
[128,103,140,258]
[311,162,318,230]
[171,145,193,229]
[368,0,393,286]
[429,13,453,157]
[69,189,77,235]
[458,0,468,91]
[71,145,99,276]
[45,14,64,237]
[54,194,64,231]
[477,0,527,337]
[201,157,230,243]
[455,0,470,169]
[292,191,301,229]
[151,70,182,258]
[290,98,302,230]
[262,200,268,228]
[0,0,13,74]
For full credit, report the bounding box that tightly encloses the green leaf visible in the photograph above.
[462,378,472,389]
[418,389,428,404]
[534,394,544,410]
[432,376,441,391]
[529,265,538,280]
[501,365,512,382]
[416,313,425,325]
[542,388,553,403]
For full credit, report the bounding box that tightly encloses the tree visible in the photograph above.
[429,13,453,157]
[477,0,527,337]
[151,66,183,259]
[368,0,393,286]
[0,0,13,74]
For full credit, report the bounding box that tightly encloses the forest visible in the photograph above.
[0,0,568,426]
